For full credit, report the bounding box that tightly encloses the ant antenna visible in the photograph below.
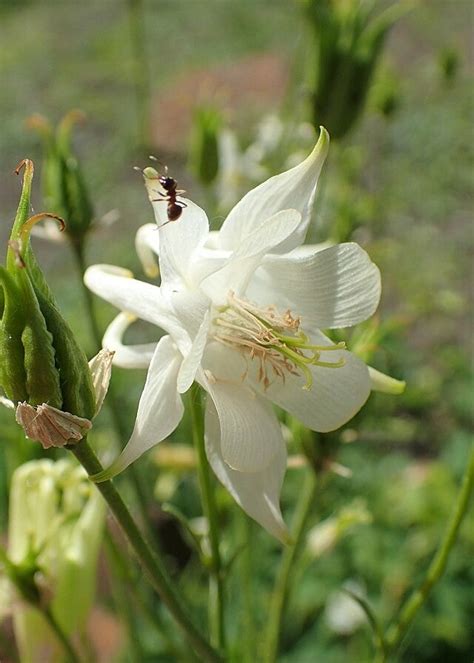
[148,156,167,174]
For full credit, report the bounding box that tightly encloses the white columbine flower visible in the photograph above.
[85,128,382,541]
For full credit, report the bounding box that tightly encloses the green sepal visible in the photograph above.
[34,286,96,419]
[1,163,63,407]
[1,160,95,418]
[0,266,28,403]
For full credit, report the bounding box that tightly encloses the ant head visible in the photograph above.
[159,175,176,190]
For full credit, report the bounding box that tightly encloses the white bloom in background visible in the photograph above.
[216,113,316,212]
[1,459,105,662]
[325,580,367,636]
[85,128,383,541]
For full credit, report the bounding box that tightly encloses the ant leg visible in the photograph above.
[158,219,175,229]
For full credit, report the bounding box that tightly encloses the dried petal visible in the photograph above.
[15,402,92,449]
[88,348,114,415]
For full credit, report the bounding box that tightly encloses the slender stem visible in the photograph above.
[105,528,186,660]
[43,607,81,663]
[383,444,474,660]
[189,384,225,652]
[127,0,151,147]
[72,242,102,350]
[240,515,256,663]
[104,531,144,663]
[71,439,222,663]
[0,548,80,662]
[263,470,317,663]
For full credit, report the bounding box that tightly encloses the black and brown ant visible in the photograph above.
[154,173,187,224]
[146,160,187,226]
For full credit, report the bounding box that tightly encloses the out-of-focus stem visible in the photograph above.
[127,0,151,148]
[382,444,474,661]
[72,241,102,349]
[189,384,225,653]
[43,607,81,663]
[240,515,256,663]
[71,439,222,663]
[263,470,317,663]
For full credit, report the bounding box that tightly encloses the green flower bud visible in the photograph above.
[438,46,460,85]
[302,0,411,140]
[0,160,96,428]
[28,110,94,244]
[189,106,221,186]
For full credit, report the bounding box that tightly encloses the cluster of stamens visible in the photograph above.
[212,292,346,390]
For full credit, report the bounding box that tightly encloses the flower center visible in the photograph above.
[212,292,345,390]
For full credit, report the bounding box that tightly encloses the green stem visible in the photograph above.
[189,384,225,652]
[0,548,80,662]
[105,528,186,660]
[104,531,144,663]
[43,607,81,663]
[72,242,102,350]
[263,470,317,663]
[71,439,222,663]
[127,0,151,148]
[240,515,256,663]
[383,444,474,660]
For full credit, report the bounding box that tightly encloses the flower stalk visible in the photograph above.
[380,444,474,661]
[189,384,226,652]
[263,469,317,663]
[71,438,222,663]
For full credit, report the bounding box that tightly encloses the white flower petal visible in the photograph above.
[247,243,381,329]
[201,209,302,304]
[177,311,210,394]
[93,336,184,481]
[135,223,160,278]
[145,183,209,285]
[201,344,284,473]
[164,288,211,340]
[204,398,288,542]
[0,396,15,410]
[218,127,329,253]
[84,264,190,353]
[256,332,371,432]
[102,313,157,369]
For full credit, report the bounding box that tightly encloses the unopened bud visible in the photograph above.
[189,106,221,186]
[0,160,98,447]
[27,110,94,244]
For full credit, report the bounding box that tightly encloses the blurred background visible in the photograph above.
[0,1,472,661]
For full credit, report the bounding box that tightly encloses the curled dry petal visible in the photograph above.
[15,402,92,449]
[88,348,115,415]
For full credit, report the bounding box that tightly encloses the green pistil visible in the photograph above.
[274,344,346,391]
